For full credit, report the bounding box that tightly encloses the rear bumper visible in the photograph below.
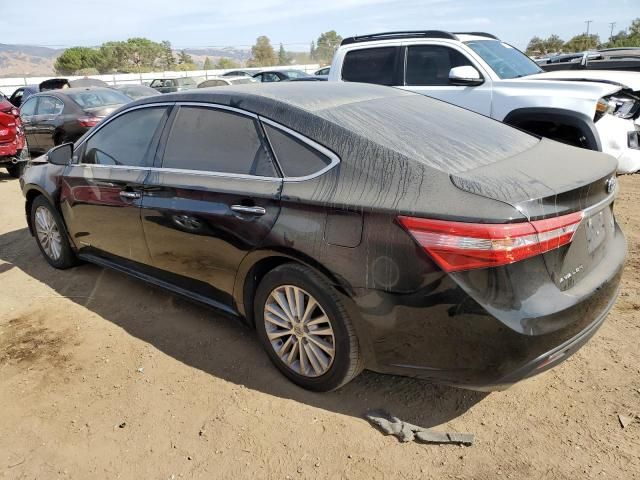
[456,287,615,391]
[349,225,625,390]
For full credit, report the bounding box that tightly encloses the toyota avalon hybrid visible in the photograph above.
[20,83,625,392]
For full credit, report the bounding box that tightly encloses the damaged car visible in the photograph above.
[20,83,625,392]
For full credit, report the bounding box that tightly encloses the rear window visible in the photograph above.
[264,124,332,178]
[342,47,398,85]
[68,90,130,109]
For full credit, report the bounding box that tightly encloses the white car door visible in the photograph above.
[397,42,493,117]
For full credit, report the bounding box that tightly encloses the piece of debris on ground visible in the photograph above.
[365,410,474,446]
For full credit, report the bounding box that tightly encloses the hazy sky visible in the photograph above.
[2,0,637,50]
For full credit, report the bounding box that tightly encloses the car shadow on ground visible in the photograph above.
[0,227,488,429]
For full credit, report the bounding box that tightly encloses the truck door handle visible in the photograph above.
[230,205,266,216]
[119,191,141,200]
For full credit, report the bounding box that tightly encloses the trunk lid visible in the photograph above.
[450,138,619,290]
[84,104,124,118]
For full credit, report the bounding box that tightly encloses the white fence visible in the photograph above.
[0,64,322,95]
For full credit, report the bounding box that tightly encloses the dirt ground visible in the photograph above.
[0,171,639,480]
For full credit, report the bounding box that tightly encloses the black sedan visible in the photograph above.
[19,87,130,156]
[252,70,310,82]
[20,83,625,392]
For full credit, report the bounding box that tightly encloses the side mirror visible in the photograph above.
[47,142,73,166]
[449,66,484,86]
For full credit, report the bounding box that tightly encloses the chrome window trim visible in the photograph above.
[72,100,339,182]
[259,116,340,182]
[148,166,281,182]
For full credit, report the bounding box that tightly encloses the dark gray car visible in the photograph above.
[149,77,198,93]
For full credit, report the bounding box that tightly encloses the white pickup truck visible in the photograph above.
[328,31,640,173]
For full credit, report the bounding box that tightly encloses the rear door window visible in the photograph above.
[405,45,474,86]
[263,124,332,178]
[161,106,277,177]
[342,47,398,85]
[81,107,167,166]
[36,96,64,115]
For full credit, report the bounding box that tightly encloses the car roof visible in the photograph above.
[130,82,537,176]
[34,87,115,97]
[136,82,407,113]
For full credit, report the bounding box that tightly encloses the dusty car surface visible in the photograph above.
[20,83,625,392]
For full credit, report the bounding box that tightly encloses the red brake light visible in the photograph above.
[397,212,584,272]
[78,116,101,128]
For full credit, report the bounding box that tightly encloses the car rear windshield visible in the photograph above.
[68,90,130,109]
[464,40,542,79]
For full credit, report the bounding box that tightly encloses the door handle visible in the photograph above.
[119,190,141,200]
[230,205,266,216]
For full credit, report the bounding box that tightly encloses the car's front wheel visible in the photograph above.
[30,195,78,269]
[255,263,363,391]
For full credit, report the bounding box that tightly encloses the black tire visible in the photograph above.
[6,163,23,178]
[254,263,364,391]
[30,195,78,269]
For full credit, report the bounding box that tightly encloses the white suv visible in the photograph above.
[329,31,640,173]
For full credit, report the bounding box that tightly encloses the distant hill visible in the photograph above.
[182,47,251,67]
[0,44,252,77]
[0,44,64,77]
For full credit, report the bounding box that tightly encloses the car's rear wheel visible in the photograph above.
[30,195,78,269]
[255,263,363,391]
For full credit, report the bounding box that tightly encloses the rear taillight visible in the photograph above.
[397,212,584,272]
[78,116,101,128]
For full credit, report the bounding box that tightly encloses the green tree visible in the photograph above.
[249,36,276,67]
[278,43,288,65]
[178,50,194,64]
[525,36,546,55]
[315,30,342,65]
[203,57,213,70]
[604,18,640,47]
[160,40,176,70]
[54,47,103,75]
[214,57,239,69]
[563,33,601,52]
[99,38,164,73]
[310,41,316,61]
[545,34,564,53]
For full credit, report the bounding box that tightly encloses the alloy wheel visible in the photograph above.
[264,285,336,377]
[34,206,62,261]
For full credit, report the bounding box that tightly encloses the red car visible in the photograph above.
[0,93,27,177]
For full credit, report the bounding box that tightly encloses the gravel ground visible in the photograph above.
[0,171,639,479]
